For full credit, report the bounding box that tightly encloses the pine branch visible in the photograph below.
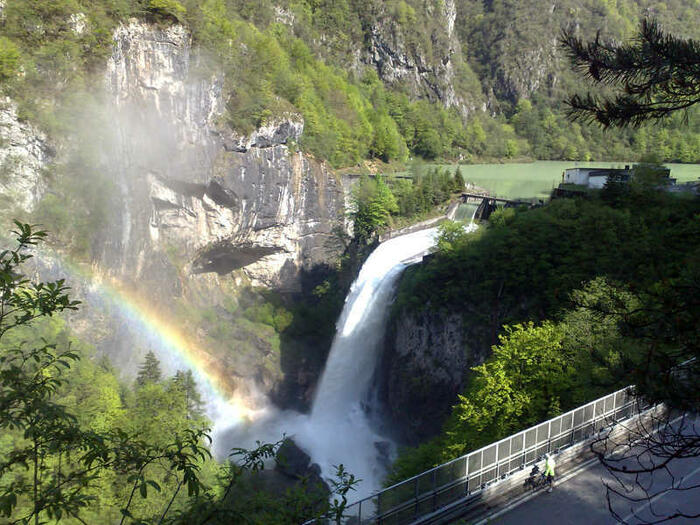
[561,19,700,128]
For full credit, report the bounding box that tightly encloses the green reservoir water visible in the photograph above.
[432,161,700,200]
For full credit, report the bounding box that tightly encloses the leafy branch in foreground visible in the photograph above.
[1,222,360,524]
[174,438,359,524]
[0,221,80,339]
[0,222,213,524]
[560,25,700,520]
[561,18,700,127]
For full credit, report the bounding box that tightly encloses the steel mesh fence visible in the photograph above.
[340,385,642,524]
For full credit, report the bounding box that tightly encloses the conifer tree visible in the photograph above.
[173,370,205,420]
[562,18,700,127]
[562,22,700,520]
[453,167,465,193]
[136,350,162,386]
[374,175,399,216]
[351,174,399,241]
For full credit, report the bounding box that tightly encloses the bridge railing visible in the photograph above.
[342,385,644,524]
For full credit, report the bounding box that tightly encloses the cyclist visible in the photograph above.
[544,453,556,492]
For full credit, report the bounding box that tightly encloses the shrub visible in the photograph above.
[148,0,186,22]
[0,37,21,83]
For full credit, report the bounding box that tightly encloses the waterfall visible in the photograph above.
[454,201,480,223]
[215,228,438,499]
[295,227,439,498]
[214,227,444,500]
[313,228,438,418]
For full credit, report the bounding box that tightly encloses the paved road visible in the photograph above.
[490,453,700,525]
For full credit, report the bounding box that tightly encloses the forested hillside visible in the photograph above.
[1,0,699,168]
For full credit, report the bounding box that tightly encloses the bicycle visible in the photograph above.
[523,464,548,491]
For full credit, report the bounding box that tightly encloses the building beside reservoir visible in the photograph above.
[562,165,673,189]
[552,164,700,199]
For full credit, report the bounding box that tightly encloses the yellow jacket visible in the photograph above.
[544,456,556,476]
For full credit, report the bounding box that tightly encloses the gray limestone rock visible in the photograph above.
[0,98,51,213]
[380,307,489,444]
[275,438,330,498]
[222,117,304,152]
[275,438,312,479]
[362,0,479,116]
[6,19,346,404]
[101,20,345,293]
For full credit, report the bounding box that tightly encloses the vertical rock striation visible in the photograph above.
[1,19,346,404]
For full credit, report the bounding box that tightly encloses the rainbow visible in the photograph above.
[38,249,262,426]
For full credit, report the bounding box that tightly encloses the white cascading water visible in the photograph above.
[297,227,439,496]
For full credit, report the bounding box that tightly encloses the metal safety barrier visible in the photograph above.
[341,385,643,524]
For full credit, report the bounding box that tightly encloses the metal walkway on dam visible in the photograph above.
[330,388,698,525]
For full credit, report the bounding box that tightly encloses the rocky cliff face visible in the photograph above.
[485,22,560,103]
[0,98,51,213]
[0,19,346,406]
[102,20,345,294]
[455,2,573,106]
[88,20,345,402]
[362,0,480,115]
[380,307,489,444]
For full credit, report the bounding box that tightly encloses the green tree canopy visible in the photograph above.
[453,167,465,193]
[351,175,399,241]
[0,223,211,523]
